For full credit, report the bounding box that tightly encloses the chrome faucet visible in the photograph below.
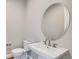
[43,39,51,46]
[43,38,58,48]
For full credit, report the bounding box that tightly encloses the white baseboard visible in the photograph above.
[6,53,12,58]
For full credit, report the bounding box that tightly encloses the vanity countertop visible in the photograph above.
[29,42,69,59]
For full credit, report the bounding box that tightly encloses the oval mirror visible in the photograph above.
[41,3,70,40]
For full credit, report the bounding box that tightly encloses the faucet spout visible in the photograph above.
[48,40,51,46]
[43,39,51,47]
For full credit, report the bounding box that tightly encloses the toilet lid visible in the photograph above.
[12,48,25,53]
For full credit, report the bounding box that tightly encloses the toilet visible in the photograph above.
[11,40,31,59]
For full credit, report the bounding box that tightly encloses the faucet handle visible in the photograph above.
[53,43,58,48]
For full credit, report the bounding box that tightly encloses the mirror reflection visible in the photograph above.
[41,3,70,40]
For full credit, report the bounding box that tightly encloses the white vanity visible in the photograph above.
[29,42,71,59]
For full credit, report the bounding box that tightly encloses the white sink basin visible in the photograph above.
[29,42,69,59]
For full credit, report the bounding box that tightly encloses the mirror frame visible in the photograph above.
[41,2,71,40]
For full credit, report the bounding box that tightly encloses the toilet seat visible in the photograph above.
[12,48,25,56]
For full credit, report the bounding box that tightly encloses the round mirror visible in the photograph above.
[41,3,70,40]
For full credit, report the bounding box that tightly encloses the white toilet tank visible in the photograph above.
[23,40,31,51]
